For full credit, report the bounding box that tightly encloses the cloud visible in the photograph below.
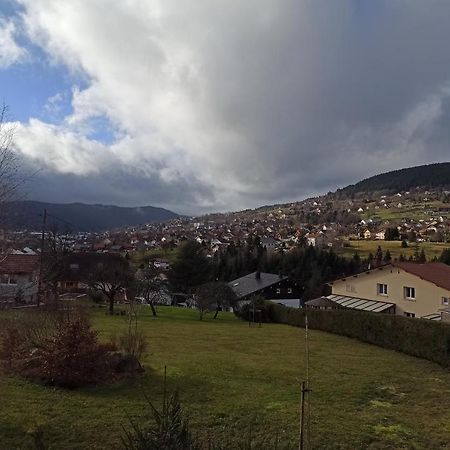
[8,1,450,213]
[0,17,27,68]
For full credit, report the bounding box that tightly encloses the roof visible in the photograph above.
[330,262,450,292]
[305,297,339,308]
[261,237,280,245]
[271,299,301,308]
[228,272,286,299]
[392,262,450,291]
[326,294,394,313]
[61,253,127,281]
[421,313,441,321]
[0,254,39,274]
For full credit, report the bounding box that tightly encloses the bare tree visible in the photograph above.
[0,103,25,258]
[194,282,237,320]
[0,104,19,218]
[41,224,71,304]
[136,264,169,317]
[88,256,133,315]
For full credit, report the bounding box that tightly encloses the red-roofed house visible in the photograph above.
[0,254,39,305]
[329,262,450,319]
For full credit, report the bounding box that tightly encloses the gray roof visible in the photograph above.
[326,294,394,313]
[261,237,280,245]
[305,297,339,308]
[421,313,441,321]
[228,272,286,299]
[270,299,301,309]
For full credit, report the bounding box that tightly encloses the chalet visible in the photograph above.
[0,254,39,305]
[58,253,127,294]
[228,271,301,305]
[328,262,450,319]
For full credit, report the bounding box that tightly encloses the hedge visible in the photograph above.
[266,303,450,369]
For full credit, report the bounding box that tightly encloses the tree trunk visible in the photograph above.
[213,307,220,319]
[108,295,114,315]
[150,302,157,317]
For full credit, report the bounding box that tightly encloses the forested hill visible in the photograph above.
[339,162,450,195]
[6,201,179,232]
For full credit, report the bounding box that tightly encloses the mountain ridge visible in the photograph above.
[6,201,179,232]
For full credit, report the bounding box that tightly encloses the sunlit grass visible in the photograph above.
[1,306,450,449]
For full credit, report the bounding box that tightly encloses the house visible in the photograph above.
[0,254,39,305]
[306,232,328,248]
[328,262,450,319]
[228,271,301,304]
[260,237,280,253]
[58,253,127,294]
[304,296,341,310]
[153,259,170,270]
[363,229,372,239]
[375,230,386,240]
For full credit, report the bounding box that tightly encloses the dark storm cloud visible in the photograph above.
[10,1,450,213]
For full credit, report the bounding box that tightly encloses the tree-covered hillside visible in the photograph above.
[5,201,179,232]
[339,162,450,195]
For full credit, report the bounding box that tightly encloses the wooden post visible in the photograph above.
[37,209,47,307]
[299,380,306,450]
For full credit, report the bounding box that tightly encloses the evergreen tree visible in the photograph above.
[439,248,450,265]
[168,241,211,293]
[375,246,383,265]
[418,248,426,263]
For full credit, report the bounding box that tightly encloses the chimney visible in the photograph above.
[255,271,261,280]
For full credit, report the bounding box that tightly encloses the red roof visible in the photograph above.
[393,262,450,291]
[0,254,39,274]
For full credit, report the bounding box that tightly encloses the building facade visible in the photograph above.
[330,262,450,318]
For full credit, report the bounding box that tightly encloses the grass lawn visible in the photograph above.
[130,247,180,268]
[360,200,448,222]
[1,306,450,449]
[336,239,449,260]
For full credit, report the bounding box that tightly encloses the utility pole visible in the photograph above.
[299,314,311,450]
[37,208,47,307]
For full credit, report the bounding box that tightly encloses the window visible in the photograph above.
[287,288,292,294]
[404,286,416,300]
[442,297,449,306]
[404,312,415,318]
[276,288,281,294]
[377,283,388,295]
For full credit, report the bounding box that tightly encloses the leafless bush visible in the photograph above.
[111,302,148,362]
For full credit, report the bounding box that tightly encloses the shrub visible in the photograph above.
[33,313,114,388]
[110,327,148,363]
[234,296,273,323]
[0,309,115,388]
[0,309,62,373]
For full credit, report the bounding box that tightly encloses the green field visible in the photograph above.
[336,239,449,260]
[360,200,448,222]
[2,307,450,449]
[130,247,180,267]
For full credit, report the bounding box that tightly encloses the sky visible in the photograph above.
[1,0,450,215]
